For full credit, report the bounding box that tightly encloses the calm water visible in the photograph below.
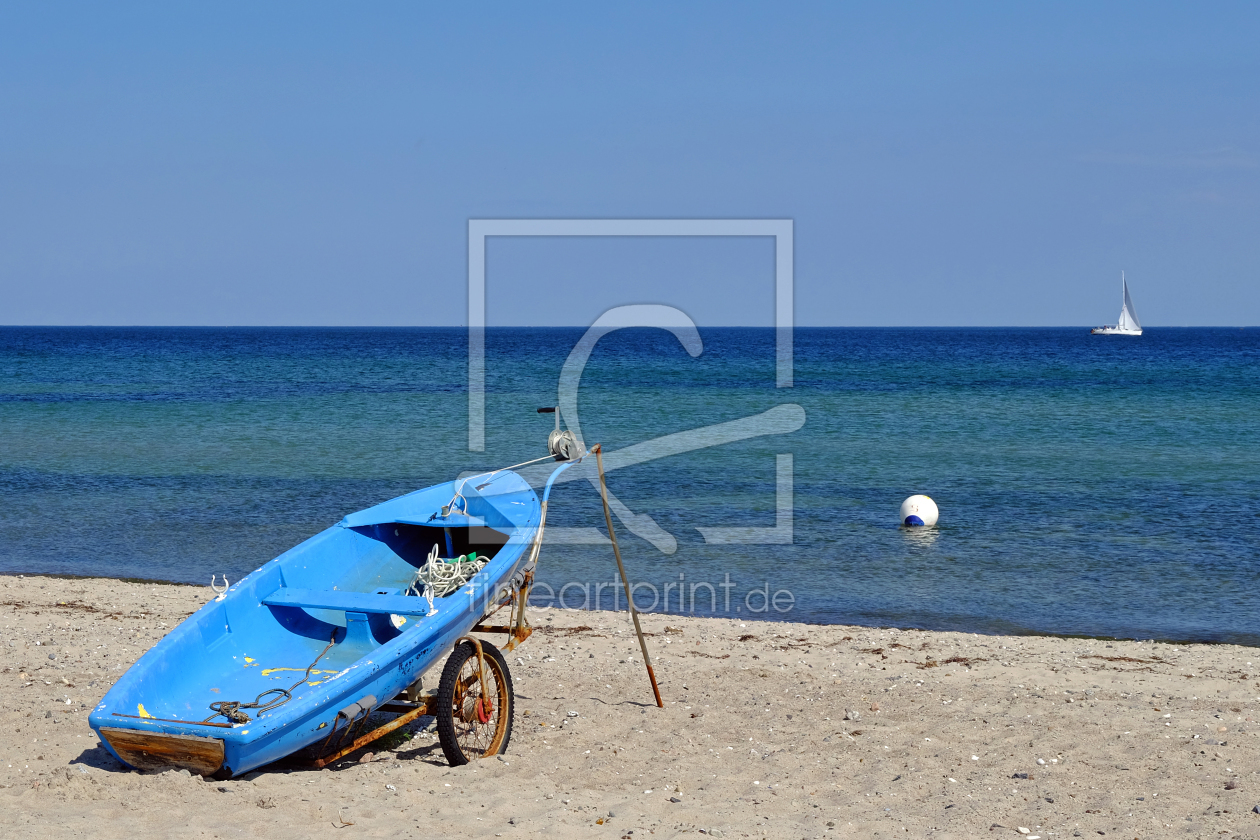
[1,327,1257,644]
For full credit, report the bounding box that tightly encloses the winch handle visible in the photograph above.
[538,406,561,435]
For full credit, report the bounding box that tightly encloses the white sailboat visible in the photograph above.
[1091,272,1142,335]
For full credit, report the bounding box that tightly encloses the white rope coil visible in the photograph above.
[408,544,487,599]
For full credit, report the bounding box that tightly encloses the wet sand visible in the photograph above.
[2,573,1258,839]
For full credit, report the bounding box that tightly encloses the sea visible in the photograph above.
[1,327,1257,645]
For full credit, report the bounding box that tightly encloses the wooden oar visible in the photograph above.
[592,444,663,708]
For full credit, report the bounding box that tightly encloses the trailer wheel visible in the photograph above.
[435,640,513,766]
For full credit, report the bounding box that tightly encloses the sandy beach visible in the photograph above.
[2,573,1258,839]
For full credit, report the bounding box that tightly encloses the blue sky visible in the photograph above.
[1,3,1257,326]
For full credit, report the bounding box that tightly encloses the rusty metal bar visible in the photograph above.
[510,568,535,648]
[308,700,434,769]
[471,563,535,652]
[469,621,533,650]
[501,625,532,652]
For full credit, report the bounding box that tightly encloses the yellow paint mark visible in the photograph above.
[137,703,153,719]
[260,667,338,677]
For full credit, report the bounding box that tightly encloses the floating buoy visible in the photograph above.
[900,495,938,527]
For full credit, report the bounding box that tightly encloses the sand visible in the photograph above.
[2,573,1258,839]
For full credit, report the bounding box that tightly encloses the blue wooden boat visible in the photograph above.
[89,460,575,778]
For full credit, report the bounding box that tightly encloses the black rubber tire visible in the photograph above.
[435,640,514,766]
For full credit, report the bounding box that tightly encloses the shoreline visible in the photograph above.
[2,570,1250,649]
[4,573,1259,838]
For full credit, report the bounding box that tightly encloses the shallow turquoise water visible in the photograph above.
[1,327,1257,643]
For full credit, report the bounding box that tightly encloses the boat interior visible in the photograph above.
[105,518,515,726]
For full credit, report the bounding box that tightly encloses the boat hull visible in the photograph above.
[89,471,540,777]
[1090,327,1142,335]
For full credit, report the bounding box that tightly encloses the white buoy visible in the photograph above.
[900,495,938,527]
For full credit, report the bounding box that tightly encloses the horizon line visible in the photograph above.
[0,324,1255,330]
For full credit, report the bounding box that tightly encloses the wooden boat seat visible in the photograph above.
[262,587,430,616]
